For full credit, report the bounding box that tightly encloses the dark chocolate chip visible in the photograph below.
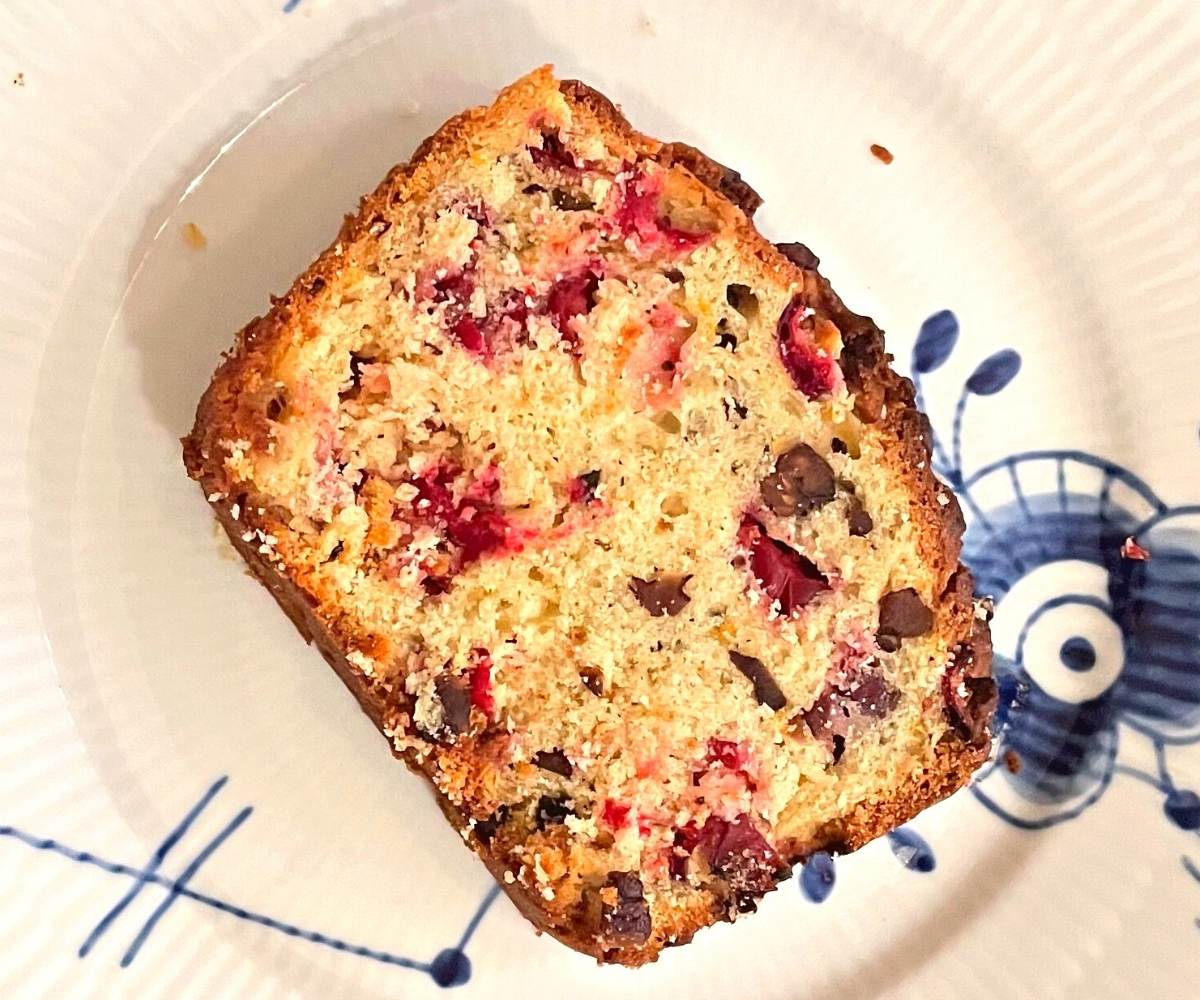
[630,575,692,617]
[760,443,835,517]
[664,268,685,284]
[533,749,573,777]
[308,276,327,295]
[775,242,821,270]
[522,182,546,195]
[551,188,593,211]
[942,641,997,747]
[831,437,848,454]
[734,893,759,914]
[846,495,874,536]
[435,673,472,735]
[878,588,934,644]
[535,794,573,828]
[474,805,509,845]
[265,394,286,421]
[579,666,605,696]
[323,540,345,563]
[601,872,652,944]
[728,650,788,711]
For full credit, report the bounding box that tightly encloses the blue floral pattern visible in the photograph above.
[911,311,1200,839]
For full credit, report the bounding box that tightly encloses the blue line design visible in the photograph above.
[78,776,229,957]
[282,0,302,12]
[1185,856,1200,884]
[0,779,503,986]
[119,806,253,966]
[457,884,502,950]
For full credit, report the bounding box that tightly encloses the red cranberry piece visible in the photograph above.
[469,649,494,718]
[448,508,509,563]
[777,295,840,399]
[601,800,631,829]
[616,173,710,254]
[803,671,899,762]
[705,738,744,771]
[697,815,782,895]
[450,316,486,355]
[738,517,829,615]
[569,470,601,504]
[547,270,599,341]
[529,132,582,172]
[432,268,475,306]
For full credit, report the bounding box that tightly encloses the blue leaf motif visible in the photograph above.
[800,851,836,902]
[913,310,959,374]
[887,828,936,872]
[965,349,1021,395]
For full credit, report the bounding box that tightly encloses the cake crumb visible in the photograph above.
[12,72,25,87]
[1003,750,1022,774]
[182,222,208,249]
[1120,536,1150,561]
[869,143,894,165]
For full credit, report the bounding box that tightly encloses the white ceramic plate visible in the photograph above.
[3,2,1199,997]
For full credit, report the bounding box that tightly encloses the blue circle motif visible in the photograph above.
[1059,636,1097,672]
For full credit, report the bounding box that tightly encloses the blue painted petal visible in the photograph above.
[887,828,936,872]
[799,851,836,902]
[912,310,959,374]
[965,349,1021,395]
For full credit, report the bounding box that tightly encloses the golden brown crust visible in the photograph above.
[184,68,992,967]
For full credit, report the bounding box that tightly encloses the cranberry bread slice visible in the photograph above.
[183,67,995,966]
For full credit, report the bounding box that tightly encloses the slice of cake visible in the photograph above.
[183,67,996,965]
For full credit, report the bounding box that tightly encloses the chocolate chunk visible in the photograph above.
[434,673,471,735]
[877,588,934,646]
[803,671,899,761]
[579,666,605,696]
[942,640,997,747]
[760,443,835,517]
[775,242,820,270]
[630,575,692,617]
[551,188,593,211]
[601,871,652,943]
[533,749,573,777]
[697,815,782,895]
[831,437,848,454]
[728,650,788,711]
[846,495,874,536]
[535,794,573,828]
[579,469,601,499]
[474,805,509,845]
